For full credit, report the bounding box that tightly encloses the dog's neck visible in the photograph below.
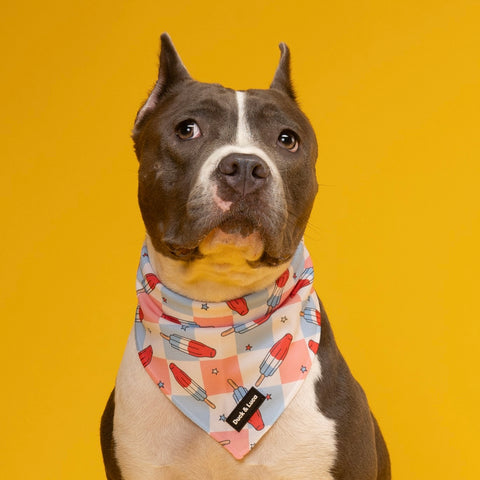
[146,231,288,302]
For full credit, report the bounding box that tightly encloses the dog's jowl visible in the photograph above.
[100,34,391,480]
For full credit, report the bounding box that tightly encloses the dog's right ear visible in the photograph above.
[134,33,191,129]
[270,43,296,101]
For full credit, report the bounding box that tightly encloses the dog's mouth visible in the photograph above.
[217,213,260,236]
[164,243,201,260]
[162,207,290,266]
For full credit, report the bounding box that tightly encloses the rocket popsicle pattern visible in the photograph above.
[226,297,249,316]
[266,269,290,313]
[161,333,216,358]
[134,240,321,460]
[300,306,321,327]
[256,333,293,386]
[289,267,314,298]
[170,363,216,409]
[221,313,270,337]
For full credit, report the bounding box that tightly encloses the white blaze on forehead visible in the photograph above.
[235,91,252,146]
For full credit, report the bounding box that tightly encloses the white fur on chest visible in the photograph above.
[113,329,337,480]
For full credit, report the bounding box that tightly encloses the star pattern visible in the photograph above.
[181,324,188,331]
[212,368,219,375]
[280,316,288,323]
[219,414,226,422]
[158,381,164,388]
[245,344,252,351]
[201,303,209,310]
[300,365,307,373]
[266,393,272,400]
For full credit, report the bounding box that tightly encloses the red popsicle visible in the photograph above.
[227,297,249,316]
[138,345,153,367]
[289,267,314,298]
[169,363,216,409]
[255,333,293,386]
[308,339,319,354]
[300,307,321,326]
[160,333,216,358]
[266,269,290,313]
[144,273,160,292]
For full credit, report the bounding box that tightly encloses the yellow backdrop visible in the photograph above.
[1,1,479,478]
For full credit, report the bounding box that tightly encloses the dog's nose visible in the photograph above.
[217,154,270,195]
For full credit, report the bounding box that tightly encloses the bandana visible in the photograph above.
[134,241,321,459]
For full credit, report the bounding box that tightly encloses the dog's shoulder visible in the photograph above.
[314,297,391,479]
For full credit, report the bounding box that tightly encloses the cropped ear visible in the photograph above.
[269,43,296,101]
[134,33,191,128]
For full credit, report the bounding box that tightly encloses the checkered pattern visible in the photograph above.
[134,241,321,460]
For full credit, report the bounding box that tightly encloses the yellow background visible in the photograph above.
[1,0,479,478]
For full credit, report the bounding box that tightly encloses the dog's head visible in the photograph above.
[133,34,318,270]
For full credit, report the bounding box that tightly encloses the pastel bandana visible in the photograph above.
[134,241,321,459]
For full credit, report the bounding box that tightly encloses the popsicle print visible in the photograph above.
[221,314,270,337]
[289,267,314,298]
[308,339,319,354]
[300,307,321,326]
[160,332,216,358]
[135,305,144,322]
[169,363,216,409]
[227,297,249,316]
[266,269,290,314]
[255,333,293,386]
[227,379,264,431]
[143,273,160,293]
[139,345,153,367]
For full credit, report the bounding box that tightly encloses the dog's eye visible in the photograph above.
[175,120,201,140]
[277,130,299,152]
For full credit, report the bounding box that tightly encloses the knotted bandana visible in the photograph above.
[134,240,321,459]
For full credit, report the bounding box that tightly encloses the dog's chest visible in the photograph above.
[113,329,337,479]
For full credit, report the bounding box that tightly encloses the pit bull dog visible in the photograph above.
[100,33,391,480]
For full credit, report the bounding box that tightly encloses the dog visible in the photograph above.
[100,33,391,480]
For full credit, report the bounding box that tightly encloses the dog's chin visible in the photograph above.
[198,226,264,262]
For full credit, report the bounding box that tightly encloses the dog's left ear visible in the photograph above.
[134,33,191,129]
[270,43,296,101]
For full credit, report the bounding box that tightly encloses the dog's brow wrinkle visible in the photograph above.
[194,99,227,111]
[176,105,225,118]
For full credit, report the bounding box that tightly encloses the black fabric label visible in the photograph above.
[226,387,266,432]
